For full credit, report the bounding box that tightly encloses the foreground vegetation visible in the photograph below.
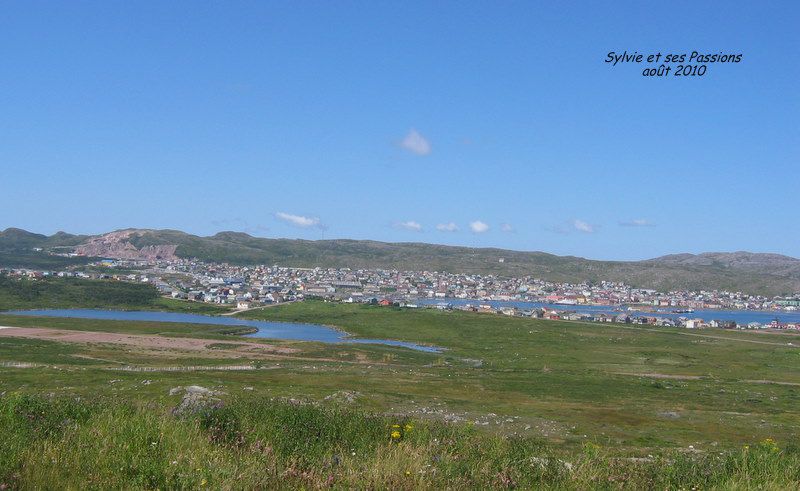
[2,298,799,488]
[1,394,798,490]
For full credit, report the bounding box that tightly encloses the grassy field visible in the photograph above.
[1,300,799,488]
[2,394,797,490]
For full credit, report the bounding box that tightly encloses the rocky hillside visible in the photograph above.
[2,227,799,296]
[75,230,178,261]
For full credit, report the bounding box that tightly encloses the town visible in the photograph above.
[4,256,799,332]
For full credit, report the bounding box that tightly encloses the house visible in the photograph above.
[685,319,704,329]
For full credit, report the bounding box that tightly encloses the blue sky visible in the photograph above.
[2,1,798,260]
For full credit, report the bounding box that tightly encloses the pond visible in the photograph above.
[1,309,442,353]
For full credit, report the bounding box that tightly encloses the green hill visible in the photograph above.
[0,229,92,269]
[2,227,799,295]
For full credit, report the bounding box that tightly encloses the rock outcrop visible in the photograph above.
[75,230,178,261]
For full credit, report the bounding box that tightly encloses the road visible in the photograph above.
[569,320,800,348]
[219,300,298,316]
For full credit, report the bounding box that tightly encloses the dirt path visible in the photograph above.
[612,371,800,386]
[647,329,798,347]
[744,379,800,387]
[609,372,800,387]
[612,372,704,380]
[0,325,298,354]
[568,320,799,348]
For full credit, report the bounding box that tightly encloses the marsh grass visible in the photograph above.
[1,394,798,490]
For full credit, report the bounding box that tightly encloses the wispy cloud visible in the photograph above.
[619,218,655,227]
[469,220,489,233]
[275,212,323,229]
[400,129,431,156]
[572,219,596,233]
[436,222,459,232]
[500,223,515,233]
[546,219,598,235]
[397,220,423,232]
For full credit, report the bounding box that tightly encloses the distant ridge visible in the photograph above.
[2,227,799,296]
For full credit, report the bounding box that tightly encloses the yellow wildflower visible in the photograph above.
[404,424,413,431]
[391,430,401,439]
[759,438,779,452]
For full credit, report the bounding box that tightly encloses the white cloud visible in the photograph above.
[400,129,431,156]
[469,220,489,233]
[572,219,595,233]
[436,222,459,232]
[619,218,655,227]
[275,212,321,228]
[500,223,514,233]
[397,220,423,232]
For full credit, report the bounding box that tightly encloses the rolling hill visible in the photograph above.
[2,227,799,296]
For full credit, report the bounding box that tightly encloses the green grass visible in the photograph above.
[241,301,800,381]
[2,300,800,487]
[236,302,800,446]
[1,394,798,490]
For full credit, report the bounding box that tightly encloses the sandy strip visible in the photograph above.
[744,379,800,387]
[611,372,800,386]
[0,326,298,354]
[612,372,704,380]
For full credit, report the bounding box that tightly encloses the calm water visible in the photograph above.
[2,309,441,353]
[418,299,800,325]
